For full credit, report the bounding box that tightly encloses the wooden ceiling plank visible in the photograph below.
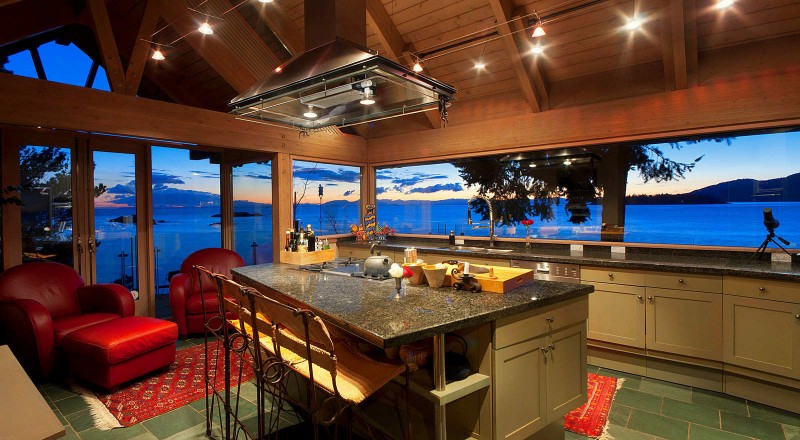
[683,0,698,88]
[660,0,691,90]
[488,0,546,113]
[253,1,304,55]
[87,0,126,93]
[159,0,257,93]
[124,0,162,95]
[365,0,440,128]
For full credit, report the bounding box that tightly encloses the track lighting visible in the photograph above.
[475,61,486,69]
[412,59,423,73]
[532,22,546,37]
[151,47,165,60]
[531,44,544,55]
[198,22,213,35]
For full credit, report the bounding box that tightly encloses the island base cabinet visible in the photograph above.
[493,336,547,440]
[493,322,587,440]
[723,295,800,379]
[546,323,588,422]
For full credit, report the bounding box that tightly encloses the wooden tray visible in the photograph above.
[279,249,336,265]
[446,265,534,293]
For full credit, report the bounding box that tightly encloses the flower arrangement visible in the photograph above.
[349,223,395,241]
[521,219,534,249]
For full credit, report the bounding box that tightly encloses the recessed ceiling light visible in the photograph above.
[274,66,282,73]
[198,22,213,35]
[529,163,537,168]
[531,44,544,55]
[475,61,486,69]
[715,0,734,9]
[303,105,317,118]
[625,16,642,31]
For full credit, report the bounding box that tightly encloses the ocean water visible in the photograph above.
[93,201,800,293]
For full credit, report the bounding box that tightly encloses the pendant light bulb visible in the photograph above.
[198,22,213,35]
[360,87,375,105]
[303,105,318,119]
[531,44,544,55]
[475,61,486,69]
[532,22,546,37]
[412,60,423,73]
[151,47,165,60]
[625,16,642,31]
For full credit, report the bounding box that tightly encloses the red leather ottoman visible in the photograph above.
[62,317,178,389]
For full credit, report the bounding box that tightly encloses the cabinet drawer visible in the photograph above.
[724,277,800,303]
[646,272,722,293]
[581,267,645,286]
[494,297,588,349]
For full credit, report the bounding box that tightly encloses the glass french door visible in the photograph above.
[232,160,273,265]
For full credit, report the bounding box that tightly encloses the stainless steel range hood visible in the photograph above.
[228,0,456,130]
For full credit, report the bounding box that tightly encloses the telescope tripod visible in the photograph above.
[749,230,792,262]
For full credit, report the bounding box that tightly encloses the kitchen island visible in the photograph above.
[233,263,594,440]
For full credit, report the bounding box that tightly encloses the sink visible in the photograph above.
[440,246,486,252]
[485,248,514,254]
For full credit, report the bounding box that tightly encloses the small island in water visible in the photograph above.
[211,212,263,218]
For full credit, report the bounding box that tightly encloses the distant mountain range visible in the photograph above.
[627,172,800,204]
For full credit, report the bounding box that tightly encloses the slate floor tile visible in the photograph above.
[720,411,785,440]
[141,406,206,439]
[661,398,720,429]
[640,378,692,403]
[688,424,751,440]
[614,388,664,413]
[691,389,747,415]
[627,410,689,440]
[748,401,800,427]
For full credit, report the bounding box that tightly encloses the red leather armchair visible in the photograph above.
[169,248,244,338]
[0,262,135,380]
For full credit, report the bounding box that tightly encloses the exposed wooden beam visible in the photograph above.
[145,64,208,108]
[365,0,439,129]
[0,74,367,163]
[159,0,258,93]
[87,0,126,93]
[488,0,547,113]
[684,0,699,88]
[367,70,800,164]
[661,0,699,90]
[0,0,23,7]
[124,0,162,95]
[253,0,304,55]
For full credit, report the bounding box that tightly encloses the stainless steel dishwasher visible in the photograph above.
[510,260,581,284]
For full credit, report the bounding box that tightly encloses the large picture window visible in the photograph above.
[377,129,800,248]
[292,160,360,235]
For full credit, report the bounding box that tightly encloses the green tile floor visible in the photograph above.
[40,351,800,439]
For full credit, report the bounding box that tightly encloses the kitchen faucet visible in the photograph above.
[467,196,496,247]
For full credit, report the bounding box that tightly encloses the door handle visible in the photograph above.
[548,343,556,351]
[77,237,84,254]
[88,238,96,253]
[541,346,549,354]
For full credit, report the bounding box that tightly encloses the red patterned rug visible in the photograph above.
[75,342,255,428]
[564,373,623,438]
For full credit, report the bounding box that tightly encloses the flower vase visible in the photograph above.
[524,225,531,250]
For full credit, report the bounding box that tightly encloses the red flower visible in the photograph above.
[402,266,414,278]
[521,219,534,226]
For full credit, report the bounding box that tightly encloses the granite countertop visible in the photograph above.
[338,239,800,282]
[232,264,592,348]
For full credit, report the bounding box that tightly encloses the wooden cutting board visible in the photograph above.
[447,265,534,293]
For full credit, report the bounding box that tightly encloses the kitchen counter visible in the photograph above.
[339,238,800,281]
[232,263,592,348]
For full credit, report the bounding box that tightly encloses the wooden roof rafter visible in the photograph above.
[365,0,440,129]
[87,0,126,92]
[660,0,699,90]
[489,0,549,113]
[125,0,162,95]
[252,0,304,56]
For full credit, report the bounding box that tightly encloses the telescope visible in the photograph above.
[750,208,791,261]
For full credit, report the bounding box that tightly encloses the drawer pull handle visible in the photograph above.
[546,316,554,323]
[541,347,549,353]
[608,273,614,279]
[678,278,684,283]
[795,314,800,320]
[759,286,766,292]
[648,296,653,301]
[548,343,556,351]
[637,295,644,302]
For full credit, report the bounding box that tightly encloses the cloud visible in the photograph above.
[152,172,185,186]
[376,187,388,194]
[190,170,220,179]
[293,166,360,183]
[376,170,394,180]
[408,183,463,194]
[343,190,355,196]
[379,172,450,187]
[107,182,135,194]
[239,172,271,180]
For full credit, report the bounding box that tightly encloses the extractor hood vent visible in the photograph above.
[229,38,456,130]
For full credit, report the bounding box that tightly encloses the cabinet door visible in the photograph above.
[645,288,723,360]
[723,295,800,379]
[587,282,646,348]
[493,337,547,440]
[545,322,588,422]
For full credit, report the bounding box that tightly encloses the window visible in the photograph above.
[232,161,273,265]
[3,41,110,91]
[377,129,800,248]
[292,160,360,235]
[151,147,220,294]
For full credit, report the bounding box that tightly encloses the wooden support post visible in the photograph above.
[272,153,293,262]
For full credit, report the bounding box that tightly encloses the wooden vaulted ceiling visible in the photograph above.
[1,0,800,139]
